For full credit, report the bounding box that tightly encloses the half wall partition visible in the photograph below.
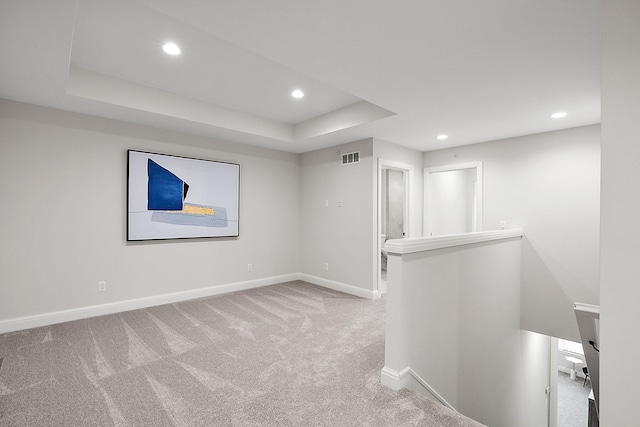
[381,230,545,426]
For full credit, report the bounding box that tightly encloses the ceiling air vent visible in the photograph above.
[341,151,360,165]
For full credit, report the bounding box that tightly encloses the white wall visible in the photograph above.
[298,138,423,298]
[600,1,640,423]
[299,139,376,296]
[0,102,422,325]
[423,125,600,341]
[0,100,300,328]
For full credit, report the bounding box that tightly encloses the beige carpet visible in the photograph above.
[0,281,483,426]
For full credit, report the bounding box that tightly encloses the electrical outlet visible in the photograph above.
[324,263,329,271]
[247,264,252,272]
[98,281,106,292]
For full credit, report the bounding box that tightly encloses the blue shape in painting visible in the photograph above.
[147,159,187,211]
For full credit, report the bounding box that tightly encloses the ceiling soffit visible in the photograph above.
[68,0,396,145]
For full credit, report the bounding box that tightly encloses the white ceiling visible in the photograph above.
[0,0,601,153]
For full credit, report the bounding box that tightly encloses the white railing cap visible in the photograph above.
[384,229,524,255]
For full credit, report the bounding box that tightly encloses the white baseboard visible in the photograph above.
[300,274,379,300]
[0,273,299,334]
[381,365,455,411]
[0,273,379,334]
[381,366,412,390]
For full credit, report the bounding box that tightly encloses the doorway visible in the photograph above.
[424,162,483,237]
[377,159,411,294]
[544,335,594,427]
[554,338,593,427]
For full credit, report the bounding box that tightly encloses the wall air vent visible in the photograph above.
[341,151,360,165]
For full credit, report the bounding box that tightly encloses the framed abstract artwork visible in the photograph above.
[127,150,240,241]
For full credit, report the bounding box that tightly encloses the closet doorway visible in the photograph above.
[424,162,483,237]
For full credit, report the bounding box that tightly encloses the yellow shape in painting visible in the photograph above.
[182,205,215,216]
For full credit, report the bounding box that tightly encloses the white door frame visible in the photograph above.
[377,159,412,294]
[548,337,558,427]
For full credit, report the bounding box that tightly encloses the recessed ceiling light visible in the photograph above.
[437,134,448,140]
[551,111,568,119]
[162,42,181,55]
[291,89,304,99]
